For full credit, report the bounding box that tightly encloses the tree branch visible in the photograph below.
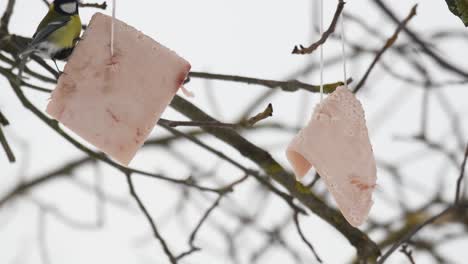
[378,144,468,263]
[0,0,16,32]
[377,206,454,264]
[373,0,468,79]
[0,157,93,208]
[0,111,8,126]
[0,125,15,162]
[159,103,273,129]
[189,71,349,93]
[126,173,177,264]
[79,1,108,10]
[455,144,468,204]
[293,211,322,263]
[354,4,418,93]
[177,194,228,260]
[399,244,416,264]
[292,0,345,55]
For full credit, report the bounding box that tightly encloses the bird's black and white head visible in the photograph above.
[53,0,79,15]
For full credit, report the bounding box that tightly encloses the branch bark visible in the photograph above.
[126,173,177,264]
[373,0,468,79]
[354,4,418,93]
[0,0,16,32]
[292,0,346,55]
[189,71,348,93]
[0,125,15,162]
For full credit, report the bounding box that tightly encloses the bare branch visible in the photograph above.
[0,111,8,126]
[189,71,349,93]
[354,4,418,93]
[455,144,468,204]
[0,125,15,162]
[177,195,225,260]
[292,0,345,55]
[373,0,468,79]
[0,157,93,208]
[293,211,322,263]
[242,103,273,127]
[0,0,16,32]
[126,173,177,264]
[377,206,455,264]
[79,1,108,9]
[378,144,468,263]
[159,103,273,129]
[399,244,416,264]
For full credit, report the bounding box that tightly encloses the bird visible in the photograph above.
[19,0,82,76]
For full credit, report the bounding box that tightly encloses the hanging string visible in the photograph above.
[110,0,116,57]
[340,12,348,89]
[319,0,324,101]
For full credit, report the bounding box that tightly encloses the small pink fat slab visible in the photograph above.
[286,86,377,227]
[46,13,191,165]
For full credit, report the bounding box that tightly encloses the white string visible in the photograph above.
[340,13,348,89]
[110,0,116,57]
[319,0,324,101]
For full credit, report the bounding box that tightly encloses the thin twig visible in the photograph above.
[455,144,468,204]
[377,206,454,264]
[159,103,273,129]
[41,1,107,9]
[293,211,322,263]
[399,244,416,264]
[159,119,238,129]
[126,173,177,264]
[0,125,15,162]
[189,71,349,93]
[378,145,468,263]
[0,111,9,126]
[373,0,468,79]
[354,4,418,93]
[242,103,273,127]
[292,0,345,55]
[0,0,16,32]
[79,1,108,9]
[186,175,249,250]
[30,197,103,230]
[0,157,92,208]
[177,195,225,260]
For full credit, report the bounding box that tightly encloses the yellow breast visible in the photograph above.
[49,15,82,48]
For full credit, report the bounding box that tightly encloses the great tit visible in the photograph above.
[20,0,82,72]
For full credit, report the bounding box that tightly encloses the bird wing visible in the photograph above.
[30,16,71,47]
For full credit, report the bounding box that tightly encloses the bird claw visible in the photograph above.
[56,71,67,80]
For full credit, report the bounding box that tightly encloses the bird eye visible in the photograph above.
[60,2,77,14]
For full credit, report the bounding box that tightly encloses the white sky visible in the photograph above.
[1,0,468,263]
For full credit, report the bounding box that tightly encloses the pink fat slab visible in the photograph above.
[286,86,377,227]
[46,13,191,165]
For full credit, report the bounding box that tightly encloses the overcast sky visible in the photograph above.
[1,0,468,263]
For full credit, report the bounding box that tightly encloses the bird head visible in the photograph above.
[53,0,79,15]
